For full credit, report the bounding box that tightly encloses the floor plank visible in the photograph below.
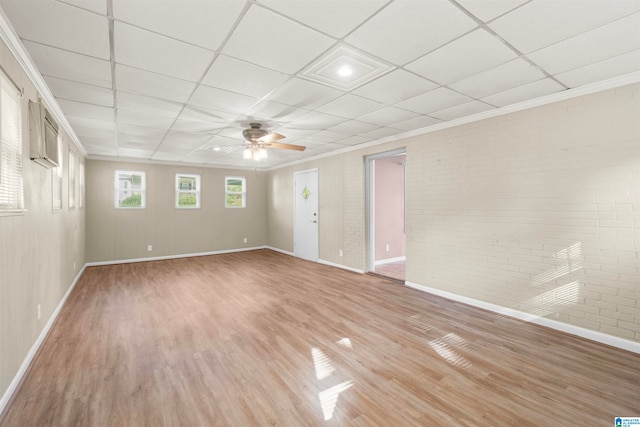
[1,249,639,426]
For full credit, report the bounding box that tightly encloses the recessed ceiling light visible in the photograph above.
[337,65,353,77]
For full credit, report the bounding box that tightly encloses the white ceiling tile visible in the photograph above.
[117,109,176,128]
[246,100,309,124]
[114,21,214,82]
[528,13,640,75]
[199,135,241,150]
[71,124,116,140]
[390,115,442,131]
[59,0,106,14]
[430,100,495,121]
[117,92,184,120]
[335,135,372,146]
[223,5,335,74]
[449,59,546,99]
[267,78,343,109]
[258,0,387,38]
[455,0,528,22]
[481,78,566,107]
[117,148,156,158]
[116,65,196,103]
[361,126,403,140]
[330,120,381,134]
[113,0,244,50]
[290,111,348,129]
[555,49,640,88]
[58,99,114,121]
[397,87,473,115]
[189,85,259,114]
[490,0,640,53]
[117,123,170,138]
[345,0,477,65]
[405,29,517,85]
[45,77,113,107]
[119,135,162,149]
[352,69,438,104]
[317,94,385,119]
[307,130,349,143]
[22,41,112,88]
[305,142,344,155]
[357,106,420,127]
[172,106,238,133]
[1,0,110,59]
[202,55,290,99]
[82,143,118,155]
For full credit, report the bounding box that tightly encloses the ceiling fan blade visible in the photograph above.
[265,141,306,151]
[258,132,286,143]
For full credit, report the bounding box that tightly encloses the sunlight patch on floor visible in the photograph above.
[336,337,352,349]
[311,347,335,380]
[429,333,472,369]
[319,381,353,421]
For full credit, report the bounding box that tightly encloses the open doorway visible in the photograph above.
[366,149,406,282]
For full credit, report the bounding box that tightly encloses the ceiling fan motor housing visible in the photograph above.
[243,123,269,143]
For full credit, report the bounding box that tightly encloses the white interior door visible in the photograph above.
[294,169,318,262]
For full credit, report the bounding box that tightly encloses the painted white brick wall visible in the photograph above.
[406,83,640,342]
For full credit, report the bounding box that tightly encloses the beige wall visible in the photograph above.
[268,83,640,343]
[374,155,406,261]
[86,160,268,262]
[0,39,85,405]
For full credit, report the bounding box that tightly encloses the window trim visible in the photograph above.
[225,176,246,208]
[68,149,76,210]
[0,67,25,215]
[52,135,63,211]
[175,173,201,209]
[114,170,146,209]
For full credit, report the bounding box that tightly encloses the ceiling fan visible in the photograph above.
[241,123,305,161]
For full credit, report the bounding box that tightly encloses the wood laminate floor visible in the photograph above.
[373,260,405,282]
[2,249,639,426]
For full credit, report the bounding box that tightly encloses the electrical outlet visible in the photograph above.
[37,304,41,320]
[339,249,343,257]
[385,244,390,252]
[243,237,248,243]
[147,245,152,252]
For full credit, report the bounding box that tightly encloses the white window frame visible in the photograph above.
[79,161,85,209]
[52,135,63,211]
[175,173,200,209]
[225,176,246,208]
[0,68,24,214]
[68,149,76,210]
[114,170,146,209]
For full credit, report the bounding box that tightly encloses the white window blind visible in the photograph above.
[0,69,23,212]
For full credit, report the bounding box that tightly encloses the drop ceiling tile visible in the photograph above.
[72,122,116,138]
[45,76,113,107]
[357,106,420,127]
[118,123,170,138]
[117,147,156,158]
[118,109,176,129]
[189,85,259,114]
[430,100,495,121]
[199,135,241,150]
[22,41,112,88]
[267,78,344,109]
[113,0,244,50]
[361,126,402,140]
[116,65,196,103]
[353,70,438,104]
[481,78,566,107]
[490,0,640,53]
[59,0,106,14]
[455,0,529,22]
[58,99,114,121]
[82,142,118,155]
[405,29,517,85]
[119,135,162,149]
[307,130,350,143]
[390,115,442,131]
[317,94,385,119]
[290,111,348,129]
[114,21,214,82]
[1,0,109,59]
[528,13,640,75]
[202,55,290,99]
[306,142,344,155]
[330,120,381,135]
[258,0,387,38]
[117,92,183,117]
[449,59,546,99]
[334,135,372,146]
[223,5,335,74]
[555,49,640,88]
[345,0,477,65]
[397,87,473,115]
[172,106,237,133]
[246,101,309,124]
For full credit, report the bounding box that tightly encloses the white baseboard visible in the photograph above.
[264,246,294,257]
[85,246,269,266]
[374,256,406,266]
[0,265,87,416]
[318,258,364,274]
[405,281,640,355]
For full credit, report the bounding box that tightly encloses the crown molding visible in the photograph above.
[0,6,87,158]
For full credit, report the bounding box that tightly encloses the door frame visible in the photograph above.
[293,168,319,262]
[365,148,406,273]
